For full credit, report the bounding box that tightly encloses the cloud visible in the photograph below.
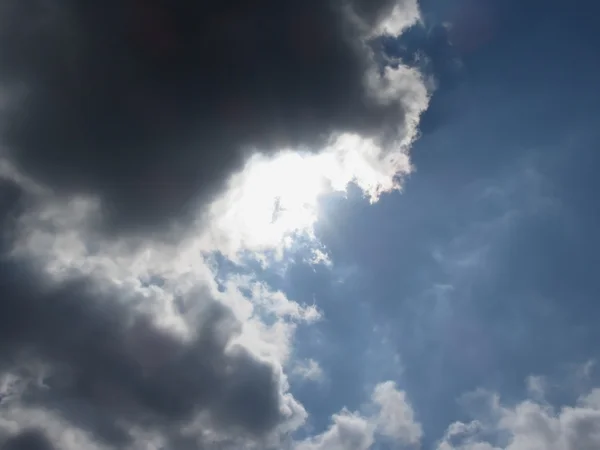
[0,179,313,449]
[0,260,288,441]
[0,0,426,234]
[0,0,433,449]
[295,411,376,450]
[437,383,600,450]
[2,429,57,450]
[203,131,424,258]
[292,359,325,383]
[371,381,423,445]
[0,409,107,450]
[374,0,422,37]
[294,381,421,450]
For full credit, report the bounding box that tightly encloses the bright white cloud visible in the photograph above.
[295,411,376,450]
[202,130,422,260]
[437,384,600,450]
[294,382,421,450]
[372,381,423,445]
[374,0,421,36]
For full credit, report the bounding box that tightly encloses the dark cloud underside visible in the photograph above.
[0,1,425,448]
[0,0,412,232]
[0,252,291,447]
[2,430,56,450]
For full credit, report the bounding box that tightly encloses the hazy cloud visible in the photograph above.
[292,359,325,383]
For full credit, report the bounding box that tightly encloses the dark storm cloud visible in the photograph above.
[0,0,415,233]
[0,0,427,447]
[1,429,56,450]
[0,178,26,251]
[0,181,282,445]
[0,252,283,444]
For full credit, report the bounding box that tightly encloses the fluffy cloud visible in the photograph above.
[0,177,318,448]
[0,0,432,448]
[0,248,294,446]
[203,131,423,258]
[437,384,600,450]
[295,411,376,450]
[371,381,423,445]
[294,381,421,450]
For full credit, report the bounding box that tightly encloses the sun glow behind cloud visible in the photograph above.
[204,133,415,258]
[202,60,428,259]
[213,151,327,250]
[0,2,436,447]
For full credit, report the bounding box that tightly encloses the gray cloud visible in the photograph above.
[0,1,429,448]
[0,251,284,445]
[0,178,27,252]
[0,181,291,447]
[0,0,421,234]
[2,429,56,450]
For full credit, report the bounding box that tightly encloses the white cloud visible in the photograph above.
[202,130,423,260]
[292,359,325,383]
[374,0,421,37]
[437,385,600,450]
[371,381,423,445]
[308,248,332,267]
[295,411,376,450]
[294,382,421,450]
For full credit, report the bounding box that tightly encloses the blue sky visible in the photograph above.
[255,0,600,446]
[2,0,600,449]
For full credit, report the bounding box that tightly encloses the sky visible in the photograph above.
[1,0,600,449]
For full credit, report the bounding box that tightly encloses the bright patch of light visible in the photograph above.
[232,152,325,241]
[204,133,413,258]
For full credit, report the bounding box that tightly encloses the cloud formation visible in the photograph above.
[294,381,421,450]
[437,382,600,450]
[0,237,293,448]
[0,0,425,233]
[0,181,317,449]
[0,1,432,449]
